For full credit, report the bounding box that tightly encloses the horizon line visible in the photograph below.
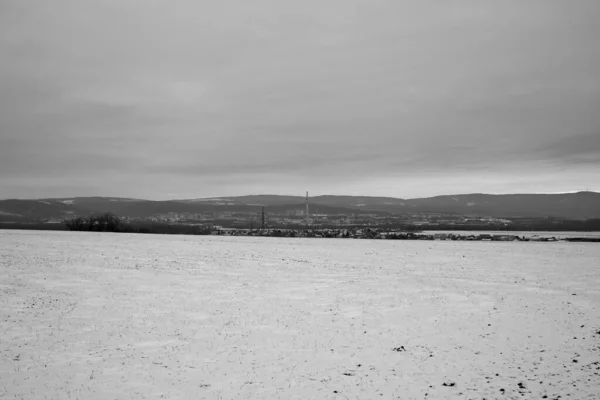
[1,190,599,202]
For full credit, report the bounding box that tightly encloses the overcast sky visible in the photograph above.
[1,0,599,200]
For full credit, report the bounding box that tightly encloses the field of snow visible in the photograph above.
[1,230,600,400]
[422,230,600,239]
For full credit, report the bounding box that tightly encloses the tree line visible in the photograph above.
[2,213,596,235]
[63,213,212,235]
[64,213,124,232]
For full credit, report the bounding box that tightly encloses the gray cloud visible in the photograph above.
[1,0,599,199]
[537,132,600,165]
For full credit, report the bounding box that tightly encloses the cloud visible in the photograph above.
[536,132,600,165]
[1,0,599,199]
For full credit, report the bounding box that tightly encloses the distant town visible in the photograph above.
[1,192,599,233]
[117,209,515,230]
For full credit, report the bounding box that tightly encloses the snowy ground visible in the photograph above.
[422,230,600,239]
[1,230,599,400]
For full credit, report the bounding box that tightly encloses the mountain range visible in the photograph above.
[1,192,599,222]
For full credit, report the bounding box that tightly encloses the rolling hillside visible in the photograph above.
[185,192,600,219]
[1,192,599,221]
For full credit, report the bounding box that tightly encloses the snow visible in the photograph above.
[423,230,600,239]
[0,211,21,216]
[1,230,599,399]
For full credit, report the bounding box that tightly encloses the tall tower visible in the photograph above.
[305,191,309,227]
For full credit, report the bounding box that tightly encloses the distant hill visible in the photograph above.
[1,192,599,221]
[396,192,600,219]
[0,199,82,221]
[181,192,600,219]
[181,195,305,206]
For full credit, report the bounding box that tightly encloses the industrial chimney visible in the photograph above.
[305,191,309,227]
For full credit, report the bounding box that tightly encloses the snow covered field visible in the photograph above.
[1,230,599,400]
[422,230,600,239]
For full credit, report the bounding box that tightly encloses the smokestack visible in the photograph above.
[305,191,309,227]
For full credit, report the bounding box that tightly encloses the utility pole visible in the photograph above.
[261,205,265,229]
